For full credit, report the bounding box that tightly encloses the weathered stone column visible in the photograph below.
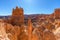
[28,18,32,40]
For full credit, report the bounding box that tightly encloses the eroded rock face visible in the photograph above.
[43,29,56,40]
[0,22,56,40]
[0,20,21,40]
[54,9,60,18]
[0,22,10,40]
[53,27,60,40]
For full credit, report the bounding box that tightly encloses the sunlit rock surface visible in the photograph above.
[0,22,10,40]
[53,27,60,40]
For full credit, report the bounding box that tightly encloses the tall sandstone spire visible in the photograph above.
[11,6,24,26]
[28,18,32,40]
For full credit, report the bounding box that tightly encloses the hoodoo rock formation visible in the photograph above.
[54,8,60,18]
[10,6,24,26]
[0,7,60,40]
[50,8,60,19]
